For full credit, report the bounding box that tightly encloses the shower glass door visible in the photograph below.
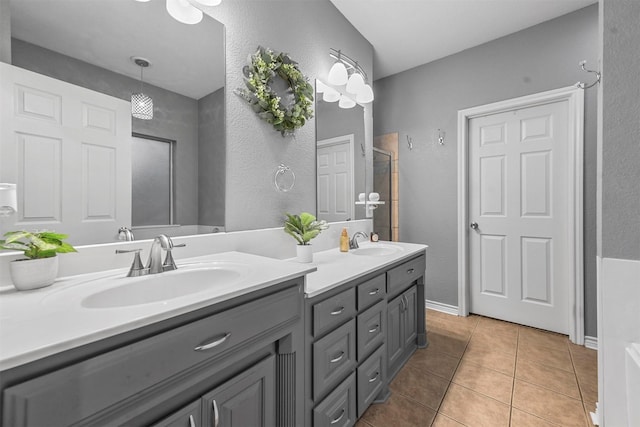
[373,148,392,241]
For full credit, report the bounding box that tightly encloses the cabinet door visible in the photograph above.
[386,294,404,376]
[202,355,275,427]
[403,286,418,350]
[151,400,201,427]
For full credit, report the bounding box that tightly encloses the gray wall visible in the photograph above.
[0,0,9,63]
[198,87,226,227]
[601,0,640,261]
[373,5,599,336]
[316,100,366,220]
[204,1,373,231]
[9,39,203,226]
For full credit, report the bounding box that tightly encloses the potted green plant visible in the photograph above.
[1,230,77,291]
[284,212,328,263]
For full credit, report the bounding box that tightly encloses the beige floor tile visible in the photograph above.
[390,364,450,411]
[475,316,520,338]
[462,345,516,376]
[355,419,373,427]
[517,341,573,372]
[468,331,518,355]
[432,413,465,426]
[429,316,477,336]
[519,327,569,353]
[428,321,474,342]
[427,331,468,358]
[570,345,598,378]
[439,383,510,427]
[427,310,480,328]
[515,358,581,399]
[406,346,460,380]
[510,408,558,426]
[452,359,514,404]
[576,371,598,404]
[512,380,587,427]
[360,394,436,427]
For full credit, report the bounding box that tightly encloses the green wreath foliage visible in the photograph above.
[235,46,314,136]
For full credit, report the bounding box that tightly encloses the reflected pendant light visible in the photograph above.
[166,0,203,24]
[131,57,153,120]
[322,87,340,103]
[338,95,356,109]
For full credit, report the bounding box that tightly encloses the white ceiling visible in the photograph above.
[10,0,225,99]
[330,0,596,80]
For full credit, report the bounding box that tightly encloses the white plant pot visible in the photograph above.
[296,244,313,263]
[10,256,59,291]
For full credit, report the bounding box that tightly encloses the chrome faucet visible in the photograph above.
[146,234,186,274]
[349,231,369,249]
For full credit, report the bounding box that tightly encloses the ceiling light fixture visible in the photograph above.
[328,48,374,103]
[131,57,153,120]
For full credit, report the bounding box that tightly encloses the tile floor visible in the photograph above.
[357,309,598,427]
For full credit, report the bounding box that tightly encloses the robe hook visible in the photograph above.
[575,60,600,89]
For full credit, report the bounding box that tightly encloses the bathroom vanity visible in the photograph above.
[0,242,426,427]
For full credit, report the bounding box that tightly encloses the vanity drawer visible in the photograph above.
[313,287,356,337]
[312,319,357,400]
[357,345,385,417]
[357,274,386,310]
[313,372,356,427]
[387,256,425,299]
[2,285,300,427]
[356,299,385,361]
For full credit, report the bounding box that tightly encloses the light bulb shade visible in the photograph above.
[322,87,340,102]
[316,80,328,94]
[0,183,17,217]
[338,95,356,109]
[131,93,154,120]
[192,0,222,5]
[166,0,203,24]
[328,62,348,86]
[356,83,374,104]
[346,72,365,94]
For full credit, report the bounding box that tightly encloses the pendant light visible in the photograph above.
[345,72,365,95]
[338,95,356,109]
[356,83,374,104]
[131,57,153,120]
[166,0,203,24]
[328,62,348,86]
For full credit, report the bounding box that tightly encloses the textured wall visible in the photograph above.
[316,99,366,220]
[9,39,201,226]
[601,0,640,261]
[198,87,226,227]
[202,0,373,231]
[373,6,599,336]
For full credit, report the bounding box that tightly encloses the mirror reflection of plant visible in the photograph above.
[284,212,328,245]
[235,46,314,136]
[0,230,77,259]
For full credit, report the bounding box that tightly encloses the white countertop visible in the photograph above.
[0,241,427,371]
[0,251,315,371]
[303,241,428,298]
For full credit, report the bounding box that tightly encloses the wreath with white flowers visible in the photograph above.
[234,46,314,136]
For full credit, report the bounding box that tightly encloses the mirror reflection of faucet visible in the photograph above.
[118,226,135,241]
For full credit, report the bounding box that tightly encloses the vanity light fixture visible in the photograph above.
[328,48,374,103]
[338,95,356,109]
[131,57,153,120]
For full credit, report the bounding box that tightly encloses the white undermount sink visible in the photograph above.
[351,244,404,257]
[82,266,245,308]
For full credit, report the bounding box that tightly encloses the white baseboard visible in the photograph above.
[585,335,598,350]
[425,300,459,316]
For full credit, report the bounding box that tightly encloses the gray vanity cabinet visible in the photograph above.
[387,286,418,380]
[1,279,304,427]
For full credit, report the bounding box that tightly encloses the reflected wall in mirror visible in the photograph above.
[0,0,225,245]
[315,80,367,222]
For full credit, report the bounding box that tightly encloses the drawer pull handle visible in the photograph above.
[194,333,231,352]
[368,324,380,333]
[330,351,345,363]
[331,409,345,424]
[189,414,196,427]
[212,400,219,427]
[368,371,380,383]
[368,288,380,295]
[407,268,415,274]
[330,307,345,316]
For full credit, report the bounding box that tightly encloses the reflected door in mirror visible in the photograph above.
[317,135,354,222]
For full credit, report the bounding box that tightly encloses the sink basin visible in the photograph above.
[81,265,245,309]
[351,244,403,257]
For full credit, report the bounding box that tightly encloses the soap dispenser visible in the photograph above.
[340,228,349,252]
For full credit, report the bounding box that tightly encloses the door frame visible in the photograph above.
[317,134,355,220]
[456,86,585,344]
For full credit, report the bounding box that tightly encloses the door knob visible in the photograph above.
[470,222,478,230]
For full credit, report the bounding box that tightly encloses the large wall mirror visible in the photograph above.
[1,0,225,245]
[315,80,368,222]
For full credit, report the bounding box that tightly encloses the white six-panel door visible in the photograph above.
[0,63,131,245]
[468,100,571,334]
[317,135,354,222]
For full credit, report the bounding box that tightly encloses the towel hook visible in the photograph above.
[576,60,600,89]
[406,135,413,151]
